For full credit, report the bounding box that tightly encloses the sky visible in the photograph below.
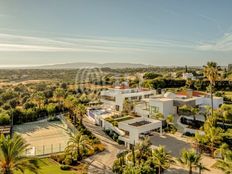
[0,0,232,66]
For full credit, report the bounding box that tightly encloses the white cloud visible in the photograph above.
[196,32,232,52]
[0,33,197,53]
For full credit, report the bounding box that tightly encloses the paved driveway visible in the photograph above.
[83,117,125,174]
[150,132,192,157]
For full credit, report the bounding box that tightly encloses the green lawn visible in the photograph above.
[225,91,232,102]
[15,158,76,174]
[225,91,232,99]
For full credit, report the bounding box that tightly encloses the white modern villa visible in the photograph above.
[100,87,156,111]
[134,89,223,118]
[87,86,223,147]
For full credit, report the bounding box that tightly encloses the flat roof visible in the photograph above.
[119,117,161,125]
[129,120,151,127]
[149,97,173,102]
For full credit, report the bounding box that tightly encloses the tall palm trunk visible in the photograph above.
[74,114,77,124]
[158,166,161,174]
[132,145,136,166]
[199,168,202,174]
[189,166,192,174]
[210,84,214,117]
[4,166,11,174]
[77,144,81,160]
[80,114,83,125]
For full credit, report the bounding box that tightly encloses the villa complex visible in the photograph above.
[87,86,223,147]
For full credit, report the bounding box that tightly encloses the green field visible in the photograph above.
[225,91,232,99]
[15,158,76,174]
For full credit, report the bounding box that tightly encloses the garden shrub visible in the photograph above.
[117,139,125,145]
[104,129,110,135]
[48,116,60,122]
[86,148,95,156]
[183,132,195,137]
[93,143,105,152]
[60,165,71,170]
[51,154,66,164]
[113,133,119,141]
[62,156,73,165]
[0,112,10,125]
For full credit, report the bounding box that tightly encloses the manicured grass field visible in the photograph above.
[15,158,76,174]
[225,91,232,99]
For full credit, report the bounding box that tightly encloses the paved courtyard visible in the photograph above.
[14,119,70,155]
[150,132,223,174]
[150,132,192,157]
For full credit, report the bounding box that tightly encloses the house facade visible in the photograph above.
[134,90,223,118]
[100,87,156,111]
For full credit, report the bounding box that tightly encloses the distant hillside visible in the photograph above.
[32,62,151,69]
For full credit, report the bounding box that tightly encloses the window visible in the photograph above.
[115,105,120,111]
[131,96,138,100]
[150,106,159,114]
[144,94,150,98]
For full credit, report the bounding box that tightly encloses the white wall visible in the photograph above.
[162,100,175,117]
[101,89,156,112]
[100,99,116,107]
[149,99,175,117]
[118,117,162,144]
[103,120,125,136]
[134,104,149,117]
[195,96,223,109]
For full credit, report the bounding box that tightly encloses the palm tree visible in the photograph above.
[191,107,199,122]
[197,162,209,174]
[64,95,78,121]
[219,105,232,129]
[205,127,224,156]
[0,134,39,174]
[75,104,86,125]
[214,150,232,174]
[203,61,219,117]
[113,151,128,174]
[125,137,151,165]
[54,87,65,112]
[65,132,92,161]
[178,148,202,174]
[31,92,45,109]
[134,137,152,164]
[151,146,174,174]
[214,143,229,159]
[200,105,211,121]
[122,164,140,174]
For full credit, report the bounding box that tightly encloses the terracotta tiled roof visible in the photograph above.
[176,91,206,97]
